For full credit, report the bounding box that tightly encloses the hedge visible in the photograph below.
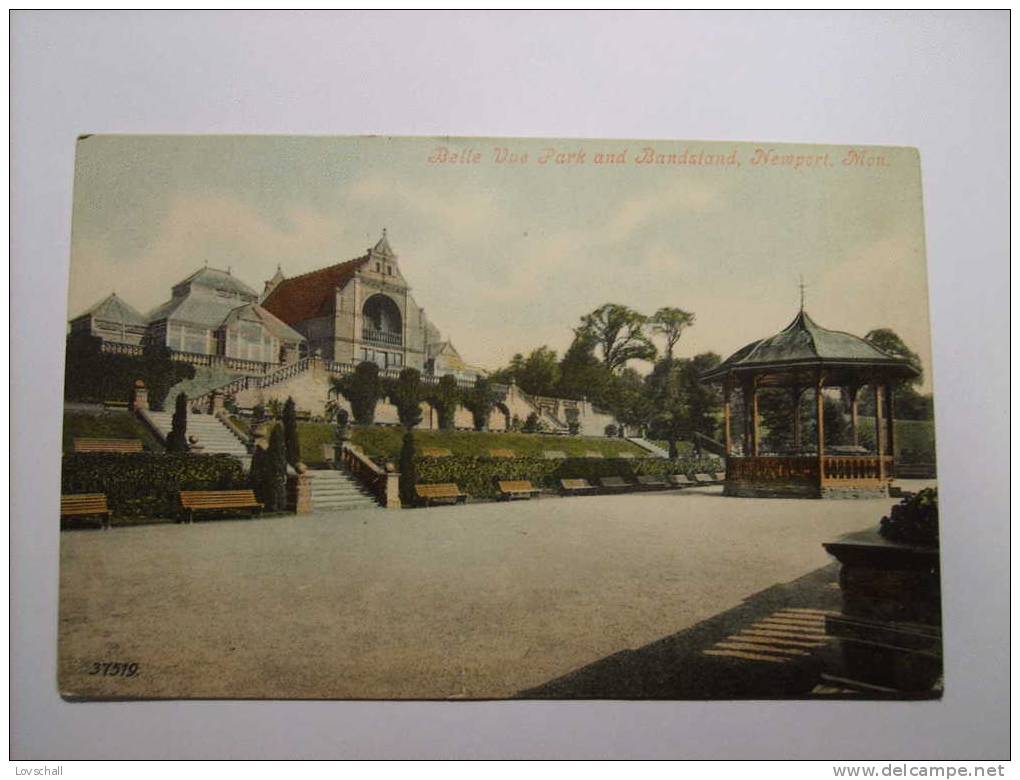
[414,455,722,501]
[61,453,247,519]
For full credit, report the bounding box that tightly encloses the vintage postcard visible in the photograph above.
[59,135,939,700]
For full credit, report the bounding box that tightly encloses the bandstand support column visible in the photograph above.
[750,378,760,457]
[722,380,732,456]
[874,383,886,481]
[791,387,802,450]
[815,374,826,483]
[885,383,895,475]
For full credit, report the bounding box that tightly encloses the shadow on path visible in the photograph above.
[518,562,843,700]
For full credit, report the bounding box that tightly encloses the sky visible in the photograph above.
[68,135,934,390]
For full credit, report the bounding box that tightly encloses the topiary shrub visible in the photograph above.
[429,374,461,430]
[463,376,497,431]
[166,392,189,452]
[880,488,939,546]
[333,361,384,425]
[61,452,245,518]
[282,396,301,466]
[399,430,417,507]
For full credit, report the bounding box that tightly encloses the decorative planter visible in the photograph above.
[823,529,941,693]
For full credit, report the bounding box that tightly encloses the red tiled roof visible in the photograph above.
[261,255,368,324]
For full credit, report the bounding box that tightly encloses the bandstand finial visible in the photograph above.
[798,275,806,312]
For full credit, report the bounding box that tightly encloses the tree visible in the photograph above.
[644,352,722,457]
[332,361,383,425]
[428,374,461,430]
[389,368,424,429]
[650,307,696,362]
[864,328,923,384]
[602,367,653,434]
[265,423,289,511]
[282,396,301,466]
[522,412,543,433]
[387,368,424,507]
[555,333,613,402]
[166,392,189,452]
[863,328,933,420]
[463,376,498,431]
[576,304,657,372]
[508,346,561,396]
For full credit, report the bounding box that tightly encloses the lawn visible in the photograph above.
[232,418,646,465]
[62,410,163,453]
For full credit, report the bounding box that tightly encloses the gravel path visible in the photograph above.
[58,487,903,699]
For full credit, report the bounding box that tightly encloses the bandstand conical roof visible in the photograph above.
[701,309,920,385]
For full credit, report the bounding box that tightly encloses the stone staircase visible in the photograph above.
[144,410,250,460]
[306,469,379,512]
[627,437,671,458]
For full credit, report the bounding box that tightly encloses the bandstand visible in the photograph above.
[700,309,919,499]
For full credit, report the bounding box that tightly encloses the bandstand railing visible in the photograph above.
[726,454,894,485]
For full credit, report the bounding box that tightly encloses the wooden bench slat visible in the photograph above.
[414,483,468,506]
[178,490,263,523]
[497,480,539,500]
[560,478,597,494]
[60,493,112,529]
[73,438,144,453]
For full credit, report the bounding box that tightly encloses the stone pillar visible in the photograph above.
[288,466,311,514]
[130,379,149,411]
[384,464,401,510]
[874,384,886,480]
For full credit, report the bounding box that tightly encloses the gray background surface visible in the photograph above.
[11,10,1009,759]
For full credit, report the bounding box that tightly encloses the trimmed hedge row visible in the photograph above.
[414,455,722,500]
[61,453,247,519]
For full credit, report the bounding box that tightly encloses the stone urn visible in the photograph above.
[332,409,350,464]
[823,521,941,693]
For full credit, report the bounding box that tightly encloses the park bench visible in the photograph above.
[598,476,632,493]
[73,437,143,454]
[668,474,695,488]
[636,475,669,490]
[543,450,567,460]
[421,447,453,458]
[178,489,263,524]
[559,478,597,496]
[415,483,468,507]
[694,472,721,485]
[60,493,112,530]
[497,480,541,500]
[488,448,515,459]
